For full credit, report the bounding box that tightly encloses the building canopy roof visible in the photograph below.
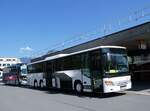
[32,22,150,62]
[61,22,150,53]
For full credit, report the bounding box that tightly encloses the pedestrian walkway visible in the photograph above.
[126,81,150,96]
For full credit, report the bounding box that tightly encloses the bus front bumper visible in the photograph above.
[103,76,132,93]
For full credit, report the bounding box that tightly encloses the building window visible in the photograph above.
[6,59,11,61]
[0,59,3,61]
[13,59,16,61]
[7,64,10,67]
[3,64,6,66]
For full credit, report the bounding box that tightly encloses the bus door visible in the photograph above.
[46,61,58,88]
[81,53,92,92]
[45,61,53,87]
[89,50,103,92]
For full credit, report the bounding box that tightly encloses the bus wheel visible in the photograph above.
[40,81,44,89]
[74,82,83,94]
[34,81,38,88]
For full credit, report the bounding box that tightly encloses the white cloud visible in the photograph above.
[20,46,33,53]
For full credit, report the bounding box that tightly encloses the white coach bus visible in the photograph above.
[27,46,131,93]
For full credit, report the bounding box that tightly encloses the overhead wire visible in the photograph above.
[29,4,150,59]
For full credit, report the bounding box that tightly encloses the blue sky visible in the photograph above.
[0,0,150,58]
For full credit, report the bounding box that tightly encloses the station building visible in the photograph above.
[32,22,150,81]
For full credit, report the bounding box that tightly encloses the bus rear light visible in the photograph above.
[8,76,17,80]
[9,76,13,80]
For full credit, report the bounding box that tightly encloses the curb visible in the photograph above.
[125,91,150,96]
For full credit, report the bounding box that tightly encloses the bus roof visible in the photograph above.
[28,46,126,65]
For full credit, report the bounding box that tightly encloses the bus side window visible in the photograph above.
[90,50,102,79]
[46,61,53,73]
[81,53,91,78]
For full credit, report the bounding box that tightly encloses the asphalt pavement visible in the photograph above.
[0,83,150,111]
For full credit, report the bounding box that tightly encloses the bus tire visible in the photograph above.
[74,81,83,94]
[40,80,44,89]
[34,80,38,88]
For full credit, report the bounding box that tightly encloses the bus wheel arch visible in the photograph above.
[74,80,83,93]
[39,80,44,88]
[34,80,38,88]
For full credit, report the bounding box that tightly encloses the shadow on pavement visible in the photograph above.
[44,89,125,99]
[0,82,125,98]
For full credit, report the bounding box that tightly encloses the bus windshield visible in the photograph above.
[102,48,128,77]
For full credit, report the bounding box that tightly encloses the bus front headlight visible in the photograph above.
[104,80,114,86]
